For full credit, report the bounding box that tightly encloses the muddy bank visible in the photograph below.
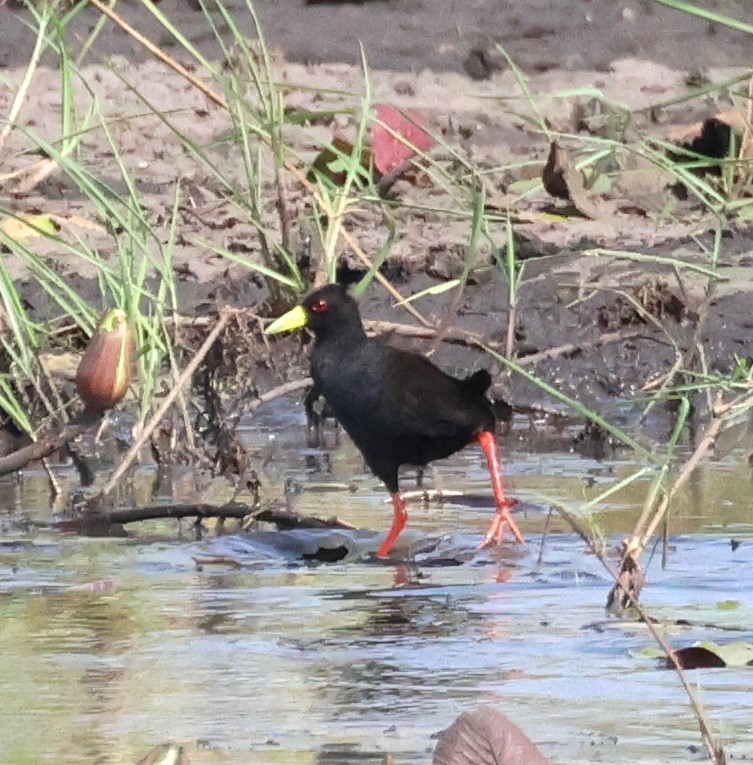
[2,46,752,410]
[2,0,753,74]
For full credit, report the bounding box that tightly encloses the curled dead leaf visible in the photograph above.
[542,140,601,219]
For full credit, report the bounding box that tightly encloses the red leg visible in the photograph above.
[476,430,525,547]
[376,492,408,558]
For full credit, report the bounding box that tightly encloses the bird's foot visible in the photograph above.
[478,499,524,549]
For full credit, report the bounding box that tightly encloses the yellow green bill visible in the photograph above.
[264,304,308,335]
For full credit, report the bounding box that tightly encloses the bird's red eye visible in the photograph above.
[310,299,329,313]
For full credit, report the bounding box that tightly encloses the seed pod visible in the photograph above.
[75,308,134,414]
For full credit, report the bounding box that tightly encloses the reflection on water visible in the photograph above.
[1,401,753,764]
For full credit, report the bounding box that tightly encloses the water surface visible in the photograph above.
[1,399,752,765]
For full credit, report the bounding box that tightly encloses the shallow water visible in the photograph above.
[1,398,753,765]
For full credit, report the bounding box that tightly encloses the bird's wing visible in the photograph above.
[374,349,488,438]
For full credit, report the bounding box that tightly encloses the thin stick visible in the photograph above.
[65,501,254,527]
[627,596,724,763]
[0,419,98,477]
[365,318,644,366]
[247,378,313,413]
[90,310,232,503]
[87,0,228,110]
[640,415,724,545]
[339,228,431,327]
[0,10,49,153]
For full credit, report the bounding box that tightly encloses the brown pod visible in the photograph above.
[75,308,134,413]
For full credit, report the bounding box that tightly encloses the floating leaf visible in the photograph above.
[637,640,753,669]
[433,706,551,765]
[629,645,666,660]
[695,640,753,667]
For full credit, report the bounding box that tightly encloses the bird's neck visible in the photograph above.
[316,322,367,347]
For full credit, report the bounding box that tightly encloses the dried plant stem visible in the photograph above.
[0,9,48,154]
[0,420,93,477]
[366,318,643,367]
[557,507,725,764]
[739,71,753,164]
[624,591,725,763]
[87,0,228,110]
[637,413,724,545]
[247,378,312,413]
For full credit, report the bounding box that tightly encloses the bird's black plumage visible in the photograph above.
[266,283,524,556]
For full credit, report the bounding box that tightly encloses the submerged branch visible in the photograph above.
[61,502,356,534]
[0,413,102,478]
[62,501,255,530]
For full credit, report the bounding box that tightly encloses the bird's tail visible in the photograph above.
[462,369,492,396]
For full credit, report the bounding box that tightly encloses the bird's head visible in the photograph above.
[265,283,365,341]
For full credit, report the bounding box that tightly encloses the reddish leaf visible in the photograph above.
[372,104,435,175]
[433,706,551,765]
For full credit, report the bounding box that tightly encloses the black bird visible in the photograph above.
[265,284,524,557]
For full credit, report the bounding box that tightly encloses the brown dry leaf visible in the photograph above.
[667,108,753,185]
[0,212,60,243]
[308,136,373,186]
[49,214,108,236]
[433,706,551,765]
[0,156,58,194]
[669,646,727,670]
[667,107,746,145]
[542,140,600,219]
[668,116,734,168]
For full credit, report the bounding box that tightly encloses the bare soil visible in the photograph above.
[2,1,753,410]
[3,0,753,74]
